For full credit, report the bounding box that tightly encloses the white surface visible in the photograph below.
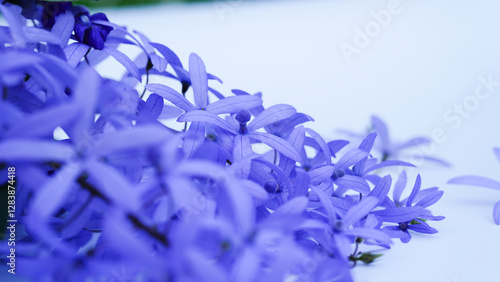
[101,1,500,281]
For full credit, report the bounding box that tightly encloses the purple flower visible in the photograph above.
[38,1,73,28]
[341,115,450,166]
[177,104,302,165]
[74,11,113,50]
[2,0,39,19]
[380,173,444,243]
[449,147,500,224]
[146,53,262,158]
[307,192,391,261]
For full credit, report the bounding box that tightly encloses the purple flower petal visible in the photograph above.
[207,73,223,84]
[0,5,25,46]
[494,201,500,225]
[233,134,253,161]
[146,83,195,112]
[183,122,205,158]
[208,86,225,100]
[274,196,309,216]
[189,53,208,108]
[293,169,310,198]
[253,158,293,191]
[406,174,422,207]
[382,226,408,239]
[138,93,164,121]
[240,179,268,201]
[64,43,90,67]
[327,140,349,158]
[24,26,63,45]
[150,53,168,72]
[51,11,74,48]
[279,125,305,175]
[373,206,425,223]
[205,95,262,115]
[448,175,500,191]
[342,196,379,226]
[132,30,155,54]
[305,127,332,165]
[395,137,430,151]
[418,155,451,167]
[86,160,140,211]
[249,131,301,162]
[416,190,444,208]
[150,42,188,81]
[310,185,337,223]
[232,248,259,281]
[364,174,382,185]
[367,175,392,203]
[334,175,370,194]
[0,139,73,162]
[224,177,256,233]
[343,228,391,245]
[159,105,183,119]
[103,46,141,82]
[172,160,225,179]
[359,132,377,153]
[165,175,201,213]
[30,164,81,219]
[333,149,369,171]
[408,222,438,234]
[177,110,237,134]
[95,125,171,155]
[6,103,78,138]
[308,165,334,185]
[363,160,415,174]
[393,170,407,204]
[247,104,296,132]
[494,148,500,164]
[371,115,389,148]
[102,210,163,264]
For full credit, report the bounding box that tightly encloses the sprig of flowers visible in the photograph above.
[0,1,445,281]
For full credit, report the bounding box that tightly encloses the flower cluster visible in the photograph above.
[0,2,444,281]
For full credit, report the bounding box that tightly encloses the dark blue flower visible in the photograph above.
[74,11,113,50]
[38,1,72,28]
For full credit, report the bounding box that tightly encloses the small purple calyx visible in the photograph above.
[264,179,280,193]
[334,169,345,178]
[236,110,251,134]
[333,220,343,232]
